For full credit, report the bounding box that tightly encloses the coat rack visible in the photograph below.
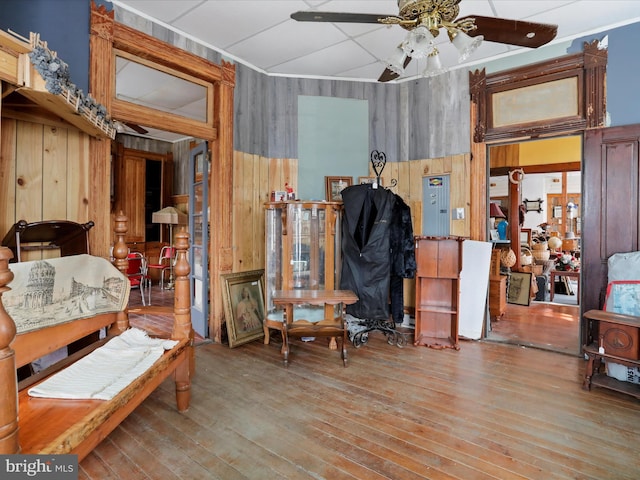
[344,150,409,349]
[370,150,398,189]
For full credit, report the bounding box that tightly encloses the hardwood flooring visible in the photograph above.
[78,285,639,480]
[486,302,580,355]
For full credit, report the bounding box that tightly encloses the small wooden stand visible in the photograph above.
[272,289,358,367]
[583,309,640,399]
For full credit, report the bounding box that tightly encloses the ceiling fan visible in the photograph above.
[123,122,149,135]
[291,0,558,82]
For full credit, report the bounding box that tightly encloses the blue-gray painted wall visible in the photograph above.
[0,0,92,94]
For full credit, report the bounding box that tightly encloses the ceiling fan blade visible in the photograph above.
[378,56,413,83]
[291,11,392,24]
[124,122,149,135]
[460,15,558,48]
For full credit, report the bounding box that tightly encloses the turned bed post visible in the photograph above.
[112,211,130,334]
[172,227,193,411]
[0,246,19,454]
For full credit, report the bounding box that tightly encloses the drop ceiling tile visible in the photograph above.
[172,0,311,49]
[274,40,377,77]
[228,19,351,71]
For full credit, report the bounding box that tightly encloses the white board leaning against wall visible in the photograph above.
[458,240,492,340]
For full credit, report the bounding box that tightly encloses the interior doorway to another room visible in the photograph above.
[485,136,582,355]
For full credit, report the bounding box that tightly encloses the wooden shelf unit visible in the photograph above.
[414,236,464,350]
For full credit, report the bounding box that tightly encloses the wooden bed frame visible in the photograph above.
[0,212,193,460]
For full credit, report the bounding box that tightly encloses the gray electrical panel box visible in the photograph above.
[422,175,450,236]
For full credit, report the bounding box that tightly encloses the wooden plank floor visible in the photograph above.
[78,285,640,479]
[486,302,580,355]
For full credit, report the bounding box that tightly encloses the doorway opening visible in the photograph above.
[485,135,582,355]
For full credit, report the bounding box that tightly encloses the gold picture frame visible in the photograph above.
[221,269,265,348]
[325,176,352,201]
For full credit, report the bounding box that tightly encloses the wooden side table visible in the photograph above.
[583,309,640,399]
[272,289,358,367]
[489,274,507,320]
[550,270,580,303]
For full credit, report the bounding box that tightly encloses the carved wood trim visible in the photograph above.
[89,1,113,41]
[470,46,607,143]
[583,39,608,128]
[469,69,486,144]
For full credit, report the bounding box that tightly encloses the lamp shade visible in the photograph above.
[404,25,435,59]
[422,49,447,78]
[451,31,483,63]
[152,206,187,225]
[489,203,506,218]
[385,45,409,75]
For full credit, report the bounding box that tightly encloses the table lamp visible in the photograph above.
[152,206,187,289]
[489,202,507,232]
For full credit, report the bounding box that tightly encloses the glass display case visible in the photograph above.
[263,201,343,341]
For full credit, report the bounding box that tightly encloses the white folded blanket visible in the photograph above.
[28,328,179,400]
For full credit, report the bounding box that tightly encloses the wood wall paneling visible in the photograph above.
[450,154,471,238]
[43,126,68,222]
[15,122,43,229]
[0,118,17,235]
[0,119,94,261]
[232,151,255,271]
[66,129,91,225]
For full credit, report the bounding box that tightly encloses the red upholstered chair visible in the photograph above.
[126,252,148,306]
[147,246,175,290]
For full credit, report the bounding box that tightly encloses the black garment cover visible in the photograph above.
[340,184,396,320]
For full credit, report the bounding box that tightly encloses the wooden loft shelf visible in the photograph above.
[0,29,115,139]
[17,86,115,139]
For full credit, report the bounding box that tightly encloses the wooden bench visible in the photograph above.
[0,213,194,460]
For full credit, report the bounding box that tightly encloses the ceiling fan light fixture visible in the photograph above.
[403,25,435,58]
[385,45,409,75]
[450,30,484,62]
[422,49,448,78]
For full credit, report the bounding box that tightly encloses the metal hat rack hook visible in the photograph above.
[370,150,398,188]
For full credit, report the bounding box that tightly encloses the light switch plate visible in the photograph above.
[452,207,465,220]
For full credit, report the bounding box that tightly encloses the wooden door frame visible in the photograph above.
[470,40,606,269]
[90,2,236,343]
[470,40,607,348]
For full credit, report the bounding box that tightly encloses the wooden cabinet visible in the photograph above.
[489,275,507,320]
[263,201,343,344]
[113,145,173,243]
[583,309,640,399]
[414,236,464,349]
